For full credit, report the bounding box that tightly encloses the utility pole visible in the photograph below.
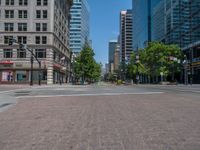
[30,54,34,86]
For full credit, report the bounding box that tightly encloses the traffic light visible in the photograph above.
[19,44,25,50]
[8,38,13,46]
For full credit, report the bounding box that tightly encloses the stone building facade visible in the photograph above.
[0,0,72,84]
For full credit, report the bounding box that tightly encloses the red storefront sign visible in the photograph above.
[0,61,14,65]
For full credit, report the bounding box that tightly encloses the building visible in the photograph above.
[132,0,161,50]
[164,0,190,48]
[120,10,133,63]
[0,0,72,84]
[108,40,118,73]
[105,63,109,74]
[70,0,90,55]
[152,0,165,42]
[114,44,120,71]
[163,0,200,83]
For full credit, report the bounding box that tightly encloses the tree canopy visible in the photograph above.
[126,42,183,83]
[73,43,101,83]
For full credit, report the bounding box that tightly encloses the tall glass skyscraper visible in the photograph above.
[70,0,90,55]
[164,0,200,83]
[152,0,165,42]
[151,0,200,83]
[108,40,118,72]
[132,0,161,50]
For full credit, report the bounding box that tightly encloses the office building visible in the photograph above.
[163,0,200,83]
[132,0,161,50]
[0,0,72,84]
[105,63,109,74]
[114,44,120,71]
[120,10,133,63]
[70,0,90,55]
[152,0,165,42]
[108,40,118,73]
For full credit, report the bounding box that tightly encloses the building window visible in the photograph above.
[5,10,14,18]
[42,36,47,44]
[18,36,27,44]
[43,10,47,18]
[43,0,48,6]
[18,23,27,31]
[19,0,28,5]
[1,71,13,82]
[18,10,27,18]
[36,10,41,18]
[5,0,14,5]
[17,49,26,58]
[4,36,13,44]
[42,23,47,31]
[36,23,41,31]
[4,23,14,31]
[35,36,40,44]
[37,0,41,6]
[16,71,27,81]
[35,49,46,58]
[3,49,13,58]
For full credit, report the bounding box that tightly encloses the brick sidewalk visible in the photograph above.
[0,93,200,150]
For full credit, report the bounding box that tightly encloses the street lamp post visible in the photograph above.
[136,55,140,84]
[183,55,188,85]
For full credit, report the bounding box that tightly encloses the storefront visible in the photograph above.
[183,43,200,84]
[0,61,48,84]
[53,64,67,84]
[0,61,14,83]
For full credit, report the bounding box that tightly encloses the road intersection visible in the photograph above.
[0,84,200,149]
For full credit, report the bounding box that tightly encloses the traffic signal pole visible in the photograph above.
[30,54,34,86]
[8,37,41,86]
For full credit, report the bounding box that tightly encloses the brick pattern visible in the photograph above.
[0,93,200,150]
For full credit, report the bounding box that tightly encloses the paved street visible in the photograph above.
[0,84,200,150]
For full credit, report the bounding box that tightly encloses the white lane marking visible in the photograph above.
[17,92,164,99]
[0,86,93,94]
[0,88,31,94]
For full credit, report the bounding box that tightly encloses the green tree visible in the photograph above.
[73,42,101,84]
[143,42,183,82]
[126,51,149,83]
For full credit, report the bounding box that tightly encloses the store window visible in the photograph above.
[1,71,13,82]
[32,71,47,81]
[16,71,27,81]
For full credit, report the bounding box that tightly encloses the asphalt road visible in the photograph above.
[0,84,200,150]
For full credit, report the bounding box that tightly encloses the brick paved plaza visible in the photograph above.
[0,86,200,150]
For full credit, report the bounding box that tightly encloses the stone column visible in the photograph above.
[47,48,54,85]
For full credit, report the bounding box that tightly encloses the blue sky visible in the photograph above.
[88,0,132,65]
